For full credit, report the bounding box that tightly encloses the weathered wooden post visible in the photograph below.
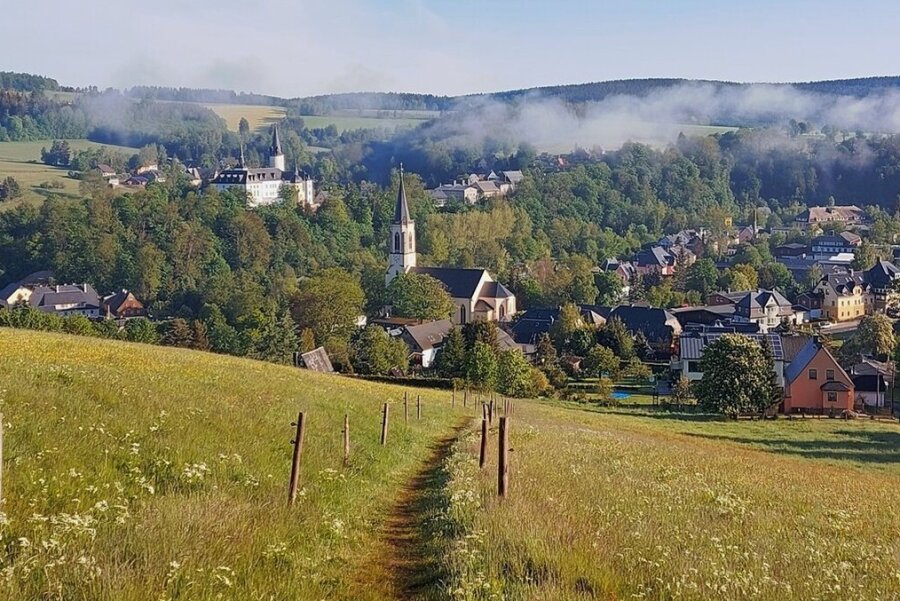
[479,417,488,469]
[288,411,306,506]
[417,394,421,420]
[489,399,494,425]
[452,388,456,408]
[498,416,509,497]
[404,392,409,423]
[482,402,488,422]
[381,403,390,445]
[463,389,468,408]
[343,413,350,466]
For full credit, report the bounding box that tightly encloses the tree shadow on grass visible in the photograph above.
[685,429,900,467]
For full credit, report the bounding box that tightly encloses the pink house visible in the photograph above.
[783,339,854,414]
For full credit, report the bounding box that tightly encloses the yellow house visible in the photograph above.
[814,274,873,322]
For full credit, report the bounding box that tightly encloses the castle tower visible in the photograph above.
[269,125,285,171]
[386,165,416,284]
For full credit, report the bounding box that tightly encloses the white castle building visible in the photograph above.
[212,125,314,208]
[386,167,516,325]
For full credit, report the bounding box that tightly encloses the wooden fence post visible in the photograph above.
[498,416,509,497]
[288,411,306,506]
[463,389,468,408]
[479,417,488,469]
[404,392,409,423]
[381,403,390,445]
[417,394,422,420]
[482,402,488,422]
[452,388,456,408]
[489,399,494,425]
[343,413,350,466]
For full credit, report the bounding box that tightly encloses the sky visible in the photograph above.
[3,0,899,98]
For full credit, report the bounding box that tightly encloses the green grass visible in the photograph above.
[0,328,468,600]
[438,400,900,600]
[0,140,136,211]
[202,103,429,134]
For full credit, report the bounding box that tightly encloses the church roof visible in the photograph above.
[410,267,486,298]
[271,125,283,155]
[393,166,412,224]
[479,281,514,299]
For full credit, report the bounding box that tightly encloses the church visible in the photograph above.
[212,125,315,208]
[386,168,517,325]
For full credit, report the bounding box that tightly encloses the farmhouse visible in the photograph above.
[633,246,677,277]
[794,205,867,229]
[386,168,517,325]
[101,289,147,319]
[399,319,453,369]
[212,126,315,208]
[810,231,861,259]
[673,330,785,385]
[29,284,101,318]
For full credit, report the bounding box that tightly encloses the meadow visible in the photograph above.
[0,328,468,600]
[202,103,430,133]
[2,328,899,600]
[0,140,135,210]
[441,401,900,600]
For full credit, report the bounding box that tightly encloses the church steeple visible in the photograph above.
[386,164,417,284]
[269,125,285,171]
[393,164,411,224]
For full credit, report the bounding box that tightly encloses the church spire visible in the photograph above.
[271,125,283,155]
[393,163,411,224]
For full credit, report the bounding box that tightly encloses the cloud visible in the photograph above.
[429,83,900,154]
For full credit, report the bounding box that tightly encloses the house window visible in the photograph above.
[459,305,466,323]
[826,391,838,402]
[826,369,835,381]
[688,361,701,373]
[809,369,818,380]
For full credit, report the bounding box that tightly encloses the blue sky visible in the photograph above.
[3,0,898,96]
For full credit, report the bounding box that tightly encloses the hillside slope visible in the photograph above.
[0,328,468,600]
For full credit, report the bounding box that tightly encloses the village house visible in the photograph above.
[850,359,893,409]
[773,242,809,259]
[810,272,873,322]
[399,319,454,369]
[509,306,607,353]
[212,126,315,208]
[592,305,683,359]
[28,284,101,318]
[794,205,867,230]
[633,246,677,277]
[864,259,900,312]
[101,289,147,320]
[672,330,785,385]
[810,231,861,259]
[728,289,800,332]
[783,338,854,414]
[427,170,524,207]
[386,168,517,326]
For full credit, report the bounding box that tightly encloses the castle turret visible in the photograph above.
[386,165,416,284]
[269,125,285,171]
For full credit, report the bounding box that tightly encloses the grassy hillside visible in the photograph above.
[0,140,136,210]
[442,402,900,600]
[203,103,429,134]
[0,328,468,600]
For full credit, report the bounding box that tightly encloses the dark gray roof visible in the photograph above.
[402,319,453,352]
[679,332,783,361]
[785,339,820,383]
[393,167,412,224]
[29,284,100,312]
[410,267,485,298]
[635,246,674,268]
[590,305,681,343]
[781,335,813,363]
[271,125,282,155]
[865,259,900,288]
[479,281,513,299]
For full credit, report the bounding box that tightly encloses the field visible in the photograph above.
[202,103,287,132]
[0,328,468,600]
[2,329,899,600]
[202,103,430,133]
[0,140,136,210]
[443,402,900,600]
